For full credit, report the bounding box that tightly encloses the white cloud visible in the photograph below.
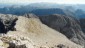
[0,0,85,4]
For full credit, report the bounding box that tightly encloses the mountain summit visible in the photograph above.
[0,14,83,48]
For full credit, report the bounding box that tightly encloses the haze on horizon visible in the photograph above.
[0,0,85,4]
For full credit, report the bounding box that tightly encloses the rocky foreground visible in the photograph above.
[0,14,84,48]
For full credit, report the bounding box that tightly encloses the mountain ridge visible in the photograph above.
[0,14,83,48]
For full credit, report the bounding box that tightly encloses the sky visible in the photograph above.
[0,0,85,4]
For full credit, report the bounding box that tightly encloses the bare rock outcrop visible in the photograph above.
[0,34,34,48]
[0,14,18,33]
[24,13,39,18]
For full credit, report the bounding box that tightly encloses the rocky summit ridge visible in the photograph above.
[0,14,84,48]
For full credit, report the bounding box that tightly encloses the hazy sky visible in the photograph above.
[0,0,85,4]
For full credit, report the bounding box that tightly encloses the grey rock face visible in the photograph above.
[0,14,18,33]
[39,14,85,46]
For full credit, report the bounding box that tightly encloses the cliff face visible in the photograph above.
[39,14,85,46]
[0,14,83,48]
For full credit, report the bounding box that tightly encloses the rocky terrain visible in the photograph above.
[0,14,18,33]
[39,14,85,46]
[0,14,84,48]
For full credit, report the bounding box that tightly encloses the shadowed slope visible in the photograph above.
[39,14,85,46]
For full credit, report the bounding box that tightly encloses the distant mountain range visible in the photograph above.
[0,3,85,19]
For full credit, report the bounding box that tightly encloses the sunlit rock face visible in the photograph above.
[0,14,83,48]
